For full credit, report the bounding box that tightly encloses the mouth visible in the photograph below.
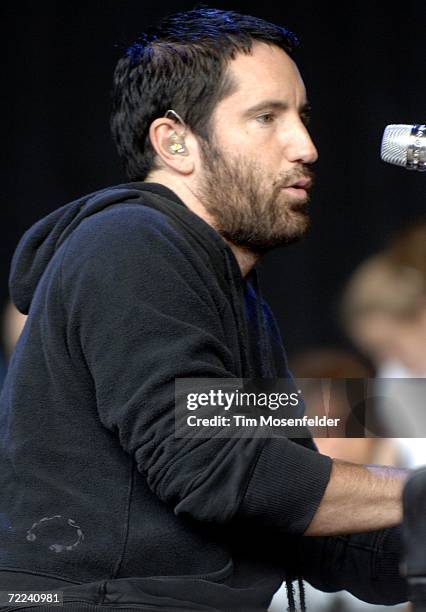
[273,169,314,206]
[282,186,309,199]
[294,177,312,188]
[287,177,312,190]
[280,177,312,198]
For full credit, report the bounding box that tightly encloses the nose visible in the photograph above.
[285,121,318,165]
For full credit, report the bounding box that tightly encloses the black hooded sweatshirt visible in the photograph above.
[0,183,406,611]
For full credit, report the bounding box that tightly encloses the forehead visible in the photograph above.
[219,42,307,112]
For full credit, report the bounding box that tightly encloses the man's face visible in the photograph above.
[194,42,318,254]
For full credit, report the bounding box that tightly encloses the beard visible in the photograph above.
[195,141,315,255]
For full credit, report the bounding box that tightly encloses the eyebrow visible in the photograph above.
[243,99,311,116]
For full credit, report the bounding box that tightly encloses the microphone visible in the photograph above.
[381,124,426,171]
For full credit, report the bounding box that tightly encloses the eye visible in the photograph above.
[255,113,276,125]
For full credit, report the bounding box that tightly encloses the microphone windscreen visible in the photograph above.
[381,124,426,171]
[381,124,413,168]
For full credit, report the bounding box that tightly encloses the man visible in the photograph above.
[0,8,409,611]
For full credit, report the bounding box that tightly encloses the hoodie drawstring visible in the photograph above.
[285,577,307,612]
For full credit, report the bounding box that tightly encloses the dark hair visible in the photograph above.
[110,8,299,180]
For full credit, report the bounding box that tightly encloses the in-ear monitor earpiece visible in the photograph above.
[165,109,189,155]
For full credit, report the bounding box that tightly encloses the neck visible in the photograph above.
[145,171,260,277]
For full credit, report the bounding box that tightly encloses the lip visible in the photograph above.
[288,178,312,190]
[282,186,308,199]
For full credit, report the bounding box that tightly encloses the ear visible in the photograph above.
[149,117,195,175]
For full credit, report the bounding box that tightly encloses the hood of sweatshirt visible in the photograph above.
[10,182,243,315]
[10,181,279,377]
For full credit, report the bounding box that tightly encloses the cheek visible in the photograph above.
[216,122,280,156]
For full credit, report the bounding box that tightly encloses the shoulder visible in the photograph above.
[64,201,192,265]
[59,199,219,306]
[76,201,178,241]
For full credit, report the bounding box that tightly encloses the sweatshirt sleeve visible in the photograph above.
[297,527,407,605]
[60,205,332,534]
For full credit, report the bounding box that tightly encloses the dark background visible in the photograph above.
[3,0,425,358]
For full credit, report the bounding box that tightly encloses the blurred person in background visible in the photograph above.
[341,220,426,468]
[2,300,27,361]
[0,300,27,389]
